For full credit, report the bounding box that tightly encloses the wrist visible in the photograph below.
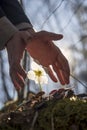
[25,28,36,45]
[16,22,33,31]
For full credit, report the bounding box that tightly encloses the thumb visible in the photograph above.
[45,32,63,41]
[45,66,58,82]
[47,33,63,41]
[33,31,63,41]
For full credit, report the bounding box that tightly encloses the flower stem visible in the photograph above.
[39,82,42,91]
[38,78,42,91]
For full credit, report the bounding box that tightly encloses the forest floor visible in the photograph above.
[0,88,87,130]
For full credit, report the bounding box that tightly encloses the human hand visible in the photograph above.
[6,31,31,90]
[26,31,70,85]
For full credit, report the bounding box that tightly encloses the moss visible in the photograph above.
[0,124,18,130]
[0,98,87,130]
[35,99,87,130]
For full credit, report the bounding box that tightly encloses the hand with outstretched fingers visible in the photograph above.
[6,31,31,90]
[26,31,70,85]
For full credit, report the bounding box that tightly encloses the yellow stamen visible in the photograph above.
[34,70,42,77]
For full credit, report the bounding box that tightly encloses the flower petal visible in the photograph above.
[39,76,48,84]
[28,61,48,86]
[27,71,35,80]
[31,62,41,70]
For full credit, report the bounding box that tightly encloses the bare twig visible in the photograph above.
[14,99,31,112]
[41,0,64,29]
[51,114,54,130]
[70,73,87,89]
[30,111,38,130]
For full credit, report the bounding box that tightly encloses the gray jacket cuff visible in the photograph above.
[0,16,18,50]
[16,22,33,31]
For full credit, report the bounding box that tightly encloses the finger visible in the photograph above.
[47,66,58,82]
[16,64,26,79]
[52,64,65,85]
[33,31,63,41]
[53,62,69,84]
[12,79,21,90]
[44,32,63,41]
[57,51,70,76]
[57,55,70,83]
[10,68,25,89]
[11,74,25,90]
[11,63,26,80]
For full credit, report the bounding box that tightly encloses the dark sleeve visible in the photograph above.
[0,0,32,25]
[0,6,5,18]
[0,1,18,50]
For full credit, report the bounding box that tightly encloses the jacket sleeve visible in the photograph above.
[0,0,33,30]
[0,0,33,50]
[0,6,18,50]
[0,6,5,17]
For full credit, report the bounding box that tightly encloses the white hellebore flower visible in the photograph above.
[27,62,48,85]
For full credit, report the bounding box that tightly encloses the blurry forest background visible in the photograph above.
[0,0,87,109]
